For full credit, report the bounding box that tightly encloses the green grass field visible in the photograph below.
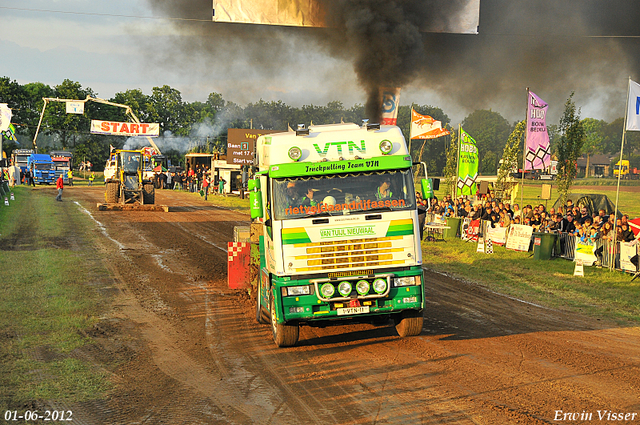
[422,238,640,324]
[0,187,111,409]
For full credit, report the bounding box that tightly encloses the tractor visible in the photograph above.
[104,150,155,205]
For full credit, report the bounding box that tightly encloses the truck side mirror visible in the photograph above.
[250,178,264,220]
[250,191,263,219]
[247,178,261,191]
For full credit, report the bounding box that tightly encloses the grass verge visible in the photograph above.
[188,190,251,213]
[0,186,111,410]
[422,238,640,324]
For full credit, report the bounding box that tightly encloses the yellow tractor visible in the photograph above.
[104,150,155,204]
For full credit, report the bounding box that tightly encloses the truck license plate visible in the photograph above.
[337,306,370,316]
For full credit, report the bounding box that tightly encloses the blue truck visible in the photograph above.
[28,154,56,185]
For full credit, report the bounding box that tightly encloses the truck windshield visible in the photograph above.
[121,152,141,173]
[17,155,30,164]
[54,161,70,170]
[34,163,53,170]
[273,169,416,220]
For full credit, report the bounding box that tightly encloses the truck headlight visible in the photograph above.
[288,146,302,161]
[285,285,311,296]
[320,283,335,298]
[356,280,370,295]
[394,276,417,287]
[338,281,352,297]
[373,278,388,294]
[379,140,393,155]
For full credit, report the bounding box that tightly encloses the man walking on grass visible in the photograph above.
[55,174,64,201]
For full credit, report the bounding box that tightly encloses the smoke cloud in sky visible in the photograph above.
[124,108,243,153]
[142,0,640,124]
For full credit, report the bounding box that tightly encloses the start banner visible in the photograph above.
[90,120,159,137]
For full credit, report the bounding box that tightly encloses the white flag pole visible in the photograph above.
[409,107,414,160]
[612,78,630,269]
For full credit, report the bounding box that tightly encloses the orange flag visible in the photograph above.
[410,108,450,139]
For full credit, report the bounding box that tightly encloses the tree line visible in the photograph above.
[0,76,636,174]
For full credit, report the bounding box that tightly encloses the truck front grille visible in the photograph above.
[289,236,410,272]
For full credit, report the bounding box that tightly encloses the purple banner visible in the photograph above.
[525,91,550,170]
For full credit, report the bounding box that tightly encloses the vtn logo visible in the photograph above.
[313,140,366,157]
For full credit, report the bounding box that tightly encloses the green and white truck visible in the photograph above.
[249,122,427,347]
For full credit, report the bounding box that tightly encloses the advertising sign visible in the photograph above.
[574,241,597,265]
[486,226,507,246]
[66,101,85,115]
[90,120,159,137]
[227,129,279,166]
[462,219,481,242]
[457,128,478,196]
[505,224,533,252]
[620,242,638,272]
[380,88,401,126]
[525,91,550,170]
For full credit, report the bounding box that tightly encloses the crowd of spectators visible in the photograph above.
[423,193,636,244]
[158,164,217,193]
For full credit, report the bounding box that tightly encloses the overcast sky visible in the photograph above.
[1,1,639,125]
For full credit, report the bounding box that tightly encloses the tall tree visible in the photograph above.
[556,93,585,205]
[243,99,293,130]
[111,89,152,122]
[496,120,525,201]
[461,110,512,174]
[443,127,458,198]
[73,135,119,172]
[21,82,54,144]
[148,85,190,136]
[581,118,606,177]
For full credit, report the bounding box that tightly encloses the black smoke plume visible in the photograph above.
[143,0,640,123]
[320,0,474,120]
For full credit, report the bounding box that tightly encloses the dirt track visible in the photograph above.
[58,186,640,424]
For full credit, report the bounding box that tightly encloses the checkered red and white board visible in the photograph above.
[228,242,250,289]
[228,242,249,262]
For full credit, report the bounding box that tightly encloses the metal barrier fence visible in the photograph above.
[555,233,576,261]
[594,239,617,269]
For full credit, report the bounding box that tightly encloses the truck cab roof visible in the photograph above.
[257,123,410,177]
[28,154,53,162]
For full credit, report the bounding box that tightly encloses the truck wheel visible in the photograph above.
[105,181,119,203]
[143,183,155,204]
[256,280,269,324]
[270,295,299,347]
[394,309,424,337]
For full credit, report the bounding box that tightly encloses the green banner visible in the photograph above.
[269,155,412,178]
[457,128,479,196]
